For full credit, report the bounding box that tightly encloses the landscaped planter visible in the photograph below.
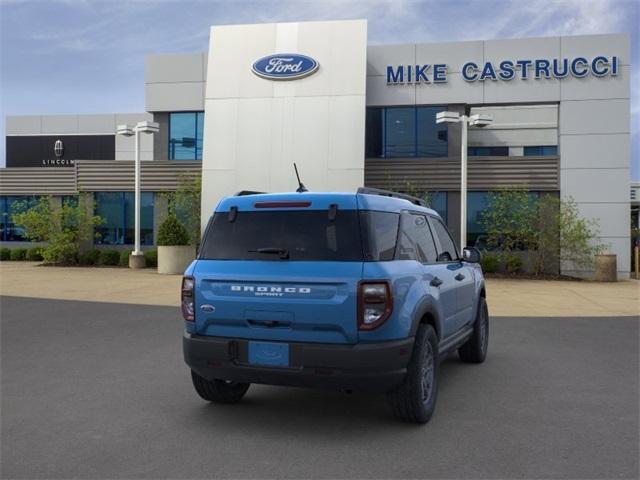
[594,254,617,282]
[157,245,195,275]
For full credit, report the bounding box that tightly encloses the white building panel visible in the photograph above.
[560,168,630,204]
[145,82,205,112]
[415,40,483,73]
[415,73,483,105]
[483,77,561,103]
[201,20,367,228]
[560,33,630,65]
[560,134,629,169]
[145,53,206,83]
[560,99,629,135]
[77,115,116,134]
[576,202,631,238]
[202,98,238,171]
[366,44,415,77]
[483,36,561,64]
[468,128,558,147]
[561,65,630,101]
[6,116,42,135]
[41,115,79,134]
[328,96,368,170]
[366,75,415,106]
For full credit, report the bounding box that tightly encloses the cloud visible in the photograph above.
[1,0,638,175]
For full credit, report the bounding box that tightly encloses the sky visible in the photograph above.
[1,0,638,178]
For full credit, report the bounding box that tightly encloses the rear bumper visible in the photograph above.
[183,332,414,392]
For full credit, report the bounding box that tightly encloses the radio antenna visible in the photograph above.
[293,163,308,193]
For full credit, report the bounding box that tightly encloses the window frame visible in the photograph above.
[168,111,204,160]
[365,105,448,159]
[94,192,154,246]
[394,211,440,265]
[427,215,460,263]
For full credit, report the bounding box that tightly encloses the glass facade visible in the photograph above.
[0,196,38,242]
[427,192,447,222]
[467,191,540,247]
[524,146,558,156]
[365,106,448,158]
[468,146,509,156]
[169,112,204,160]
[94,192,154,245]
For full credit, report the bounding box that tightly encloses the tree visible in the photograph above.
[480,187,536,252]
[166,173,201,246]
[556,197,605,270]
[11,197,103,265]
[157,214,190,246]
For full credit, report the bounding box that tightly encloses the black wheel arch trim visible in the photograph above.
[409,300,443,340]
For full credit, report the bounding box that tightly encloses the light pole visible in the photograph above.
[116,121,159,268]
[436,111,493,250]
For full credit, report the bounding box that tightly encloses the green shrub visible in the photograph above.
[504,253,523,274]
[98,250,120,266]
[119,250,130,267]
[26,247,43,261]
[10,248,28,261]
[43,242,78,265]
[157,214,190,246]
[79,249,101,266]
[0,248,10,261]
[144,249,158,268]
[480,252,499,273]
[11,195,102,265]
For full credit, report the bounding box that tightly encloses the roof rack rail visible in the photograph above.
[357,187,427,207]
[235,190,266,196]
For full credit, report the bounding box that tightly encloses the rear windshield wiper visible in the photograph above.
[248,247,290,260]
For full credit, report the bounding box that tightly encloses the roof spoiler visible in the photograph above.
[357,187,427,207]
[235,190,266,196]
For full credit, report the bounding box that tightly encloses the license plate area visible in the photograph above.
[248,341,289,367]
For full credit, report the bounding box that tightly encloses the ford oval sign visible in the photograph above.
[252,54,319,80]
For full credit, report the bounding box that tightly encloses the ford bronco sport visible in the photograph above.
[182,188,488,423]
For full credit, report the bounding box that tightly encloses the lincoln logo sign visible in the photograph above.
[386,55,620,84]
[54,139,64,158]
[252,54,319,80]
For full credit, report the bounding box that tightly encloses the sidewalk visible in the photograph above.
[0,262,638,317]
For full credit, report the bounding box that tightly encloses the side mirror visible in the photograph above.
[462,247,481,264]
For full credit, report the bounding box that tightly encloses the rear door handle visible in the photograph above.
[430,277,443,287]
[455,273,465,281]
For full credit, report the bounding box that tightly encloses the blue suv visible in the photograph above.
[182,188,488,423]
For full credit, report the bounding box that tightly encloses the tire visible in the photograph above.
[190,370,250,404]
[386,324,439,424]
[458,297,489,363]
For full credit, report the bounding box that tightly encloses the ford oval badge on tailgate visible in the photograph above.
[251,54,319,80]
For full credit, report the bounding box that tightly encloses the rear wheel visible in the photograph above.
[458,297,489,363]
[386,324,439,424]
[191,370,250,404]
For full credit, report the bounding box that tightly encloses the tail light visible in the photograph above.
[181,276,195,321]
[358,281,393,330]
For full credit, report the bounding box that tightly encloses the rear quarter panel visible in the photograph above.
[359,260,434,342]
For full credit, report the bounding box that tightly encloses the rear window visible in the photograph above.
[199,210,364,261]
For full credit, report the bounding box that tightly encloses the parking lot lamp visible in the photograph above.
[436,111,493,249]
[116,121,159,268]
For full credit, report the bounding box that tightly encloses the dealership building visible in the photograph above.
[0,20,632,277]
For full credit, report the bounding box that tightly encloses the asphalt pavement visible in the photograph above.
[1,296,638,479]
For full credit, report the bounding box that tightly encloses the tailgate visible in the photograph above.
[194,260,363,344]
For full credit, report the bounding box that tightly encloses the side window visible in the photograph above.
[360,211,400,261]
[397,213,438,263]
[429,217,459,262]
